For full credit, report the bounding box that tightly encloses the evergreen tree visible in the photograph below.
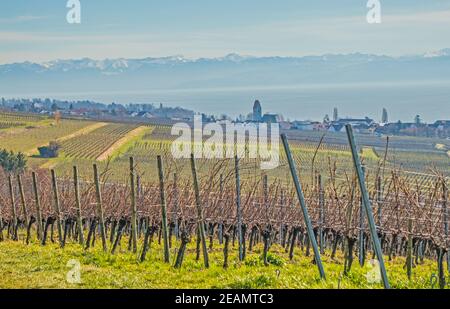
[0,149,27,175]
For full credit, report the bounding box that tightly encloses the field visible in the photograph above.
[0,113,94,154]
[1,112,444,184]
[0,112,47,130]
[0,238,439,289]
[60,123,142,160]
[0,111,449,289]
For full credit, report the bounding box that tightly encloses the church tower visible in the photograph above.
[253,100,262,122]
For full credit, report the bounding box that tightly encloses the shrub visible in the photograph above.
[263,253,285,267]
[38,141,61,158]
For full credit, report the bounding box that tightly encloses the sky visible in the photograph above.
[1,0,450,63]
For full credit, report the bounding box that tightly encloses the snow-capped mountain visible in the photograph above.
[1,50,449,95]
[424,48,450,58]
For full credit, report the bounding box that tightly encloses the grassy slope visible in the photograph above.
[0,238,441,289]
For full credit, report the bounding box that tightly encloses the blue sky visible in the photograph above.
[1,0,450,63]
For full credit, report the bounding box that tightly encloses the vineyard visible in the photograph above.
[0,111,449,289]
[0,122,448,289]
[379,149,450,173]
[0,122,25,130]
[50,127,446,191]
[60,123,140,160]
[0,111,47,124]
[0,112,46,132]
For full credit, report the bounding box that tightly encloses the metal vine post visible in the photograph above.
[281,133,326,280]
[345,124,390,289]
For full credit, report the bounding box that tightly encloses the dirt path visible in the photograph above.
[97,126,148,161]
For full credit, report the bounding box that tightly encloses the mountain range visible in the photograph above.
[1,50,450,96]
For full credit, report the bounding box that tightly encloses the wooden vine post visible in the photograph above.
[93,164,108,252]
[73,166,84,246]
[442,178,449,273]
[234,156,244,261]
[263,174,268,208]
[0,185,2,240]
[190,153,209,268]
[344,182,356,275]
[17,174,29,229]
[279,188,285,246]
[437,248,446,289]
[136,175,141,199]
[157,155,170,263]
[219,173,224,245]
[173,173,179,240]
[31,172,43,241]
[281,133,326,280]
[7,174,18,240]
[50,170,64,247]
[129,157,138,253]
[318,174,325,254]
[376,176,383,227]
[346,124,390,289]
[407,218,413,280]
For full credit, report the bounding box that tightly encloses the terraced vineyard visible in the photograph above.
[0,111,47,123]
[60,123,139,159]
[0,119,94,152]
[0,111,47,131]
[0,111,446,188]
[103,136,377,185]
[380,148,450,174]
[0,122,25,130]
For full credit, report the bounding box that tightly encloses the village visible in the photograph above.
[2,97,449,139]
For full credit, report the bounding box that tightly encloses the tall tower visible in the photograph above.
[253,100,262,122]
[333,107,339,122]
[382,108,388,123]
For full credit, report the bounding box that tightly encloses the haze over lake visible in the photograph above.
[2,51,450,122]
[7,81,450,123]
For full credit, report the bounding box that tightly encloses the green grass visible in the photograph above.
[0,237,443,289]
